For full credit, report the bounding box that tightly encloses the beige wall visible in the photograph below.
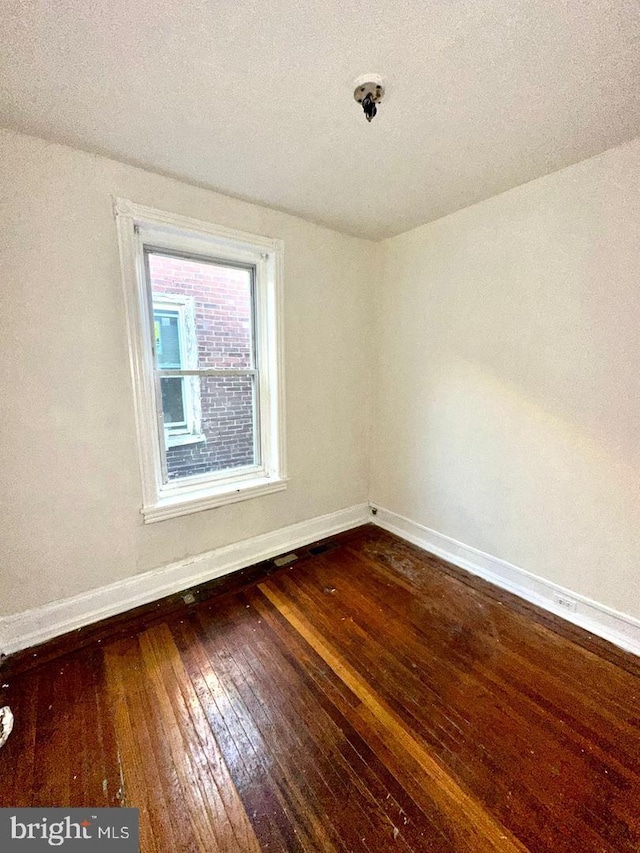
[0,129,376,616]
[371,139,640,618]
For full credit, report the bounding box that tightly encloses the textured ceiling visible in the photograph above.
[1,0,639,240]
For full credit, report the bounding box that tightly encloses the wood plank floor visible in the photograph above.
[1,526,639,852]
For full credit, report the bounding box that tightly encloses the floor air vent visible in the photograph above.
[307,540,338,556]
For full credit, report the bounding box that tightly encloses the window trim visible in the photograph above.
[114,197,287,522]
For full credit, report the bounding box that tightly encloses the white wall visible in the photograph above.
[371,139,640,619]
[0,129,376,616]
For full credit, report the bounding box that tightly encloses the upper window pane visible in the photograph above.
[148,252,253,371]
[154,311,182,368]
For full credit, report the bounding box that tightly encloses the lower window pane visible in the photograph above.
[164,375,257,481]
[161,377,186,425]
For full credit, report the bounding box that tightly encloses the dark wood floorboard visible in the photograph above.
[1,525,639,851]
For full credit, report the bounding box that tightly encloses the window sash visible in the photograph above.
[157,372,262,486]
[156,369,258,377]
[146,245,258,451]
[147,257,261,485]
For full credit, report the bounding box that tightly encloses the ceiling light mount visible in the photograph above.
[353,74,385,123]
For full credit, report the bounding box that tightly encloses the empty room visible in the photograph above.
[1,1,639,851]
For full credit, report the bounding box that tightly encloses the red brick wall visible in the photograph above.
[149,254,255,480]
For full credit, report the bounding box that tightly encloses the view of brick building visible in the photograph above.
[148,252,256,481]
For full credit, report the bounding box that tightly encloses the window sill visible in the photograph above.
[142,476,288,523]
[166,433,206,448]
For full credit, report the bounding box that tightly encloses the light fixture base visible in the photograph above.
[353,74,385,122]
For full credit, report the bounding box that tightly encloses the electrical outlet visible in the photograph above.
[554,594,577,613]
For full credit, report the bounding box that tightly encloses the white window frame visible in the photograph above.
[114,197,287,523]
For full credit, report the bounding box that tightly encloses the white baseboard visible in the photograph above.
[0,503,369,656]
[372,505,640,659]
[5,501,638,661]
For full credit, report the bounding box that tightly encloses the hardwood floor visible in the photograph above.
[1,525,639,851]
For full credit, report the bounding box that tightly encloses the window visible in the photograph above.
[153,294,202,446]
[115,198,286,522]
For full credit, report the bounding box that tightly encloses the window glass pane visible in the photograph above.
[160,377,186,426]
[164,375,256,481]
[154,312,181,368]
[148,252,253,370]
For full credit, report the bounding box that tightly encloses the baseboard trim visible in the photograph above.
[6,502,638,661]
[0,503,370,656]
[372,505,640,658]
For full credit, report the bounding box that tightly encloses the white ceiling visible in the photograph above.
[1,0,638,240]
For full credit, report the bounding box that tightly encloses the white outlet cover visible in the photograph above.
[554,595,577,612]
